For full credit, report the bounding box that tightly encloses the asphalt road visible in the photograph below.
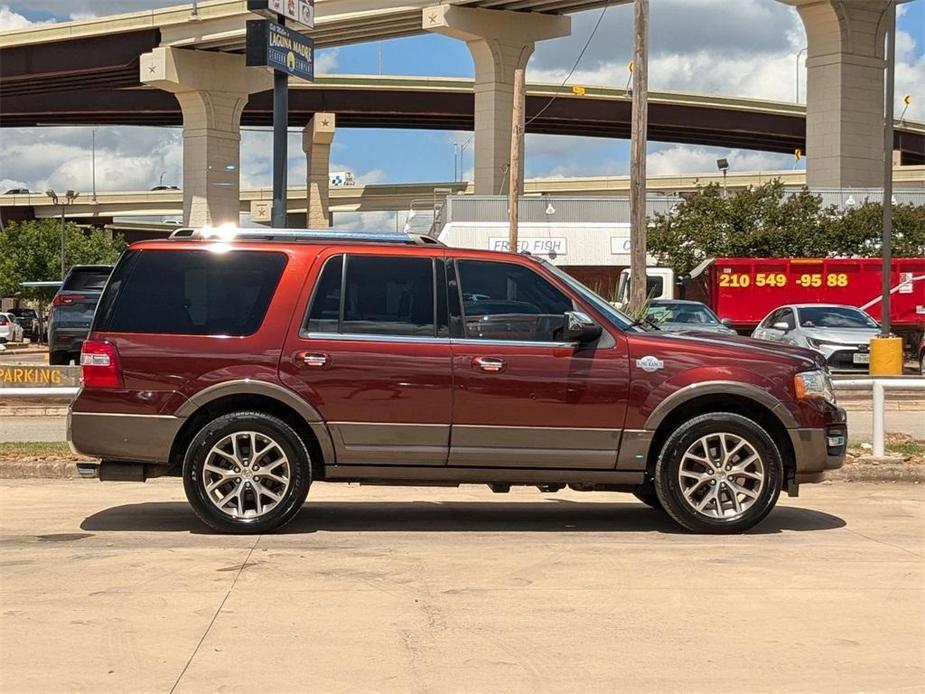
[1,407,922,443]
[0,480,921,693]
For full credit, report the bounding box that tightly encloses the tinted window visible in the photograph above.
[456,260,573,342]
[798,306,878,329]
[304,255,435,337]
[63,267,112,292]
[305,255,343,334]
[96,250,286,336]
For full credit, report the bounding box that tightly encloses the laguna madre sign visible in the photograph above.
[246,20,314,81]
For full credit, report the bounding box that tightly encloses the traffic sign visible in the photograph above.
[246,19,315,82]
[248,0,315,29]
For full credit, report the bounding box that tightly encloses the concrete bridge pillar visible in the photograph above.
[780,0,894,188]
[140,47,271,227]
[303,113,336,228]
[424,5,569,195]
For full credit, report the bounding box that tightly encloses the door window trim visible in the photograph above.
[301,252,440,340]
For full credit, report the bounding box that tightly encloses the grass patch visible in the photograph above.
[848,434,925,462]
[0,441,88,459]
[887,440,925,458]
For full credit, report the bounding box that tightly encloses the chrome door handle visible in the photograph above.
[473,356,506,373]
[299,352,329,368]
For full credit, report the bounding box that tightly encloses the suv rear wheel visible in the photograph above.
[654,412,782,534]
[183,411,311,534]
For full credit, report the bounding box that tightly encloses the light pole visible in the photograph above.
[716,158,729,198]
[46,189,80,280]
[795,47,807,103]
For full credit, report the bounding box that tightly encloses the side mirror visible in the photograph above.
[564,311,603,343]
[720,318,733,327]
[772,321,790,332]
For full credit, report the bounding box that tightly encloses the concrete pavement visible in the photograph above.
[0,480,922,693]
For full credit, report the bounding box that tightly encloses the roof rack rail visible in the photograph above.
[168,227,443,246]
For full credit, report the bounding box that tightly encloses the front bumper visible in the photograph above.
[68,411,184,464]
[787,415,847,484]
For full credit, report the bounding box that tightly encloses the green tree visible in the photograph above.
[0,219,126,301]
[647,180,925,276]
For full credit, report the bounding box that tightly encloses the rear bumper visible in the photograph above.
[67,411,184,464]
[788,420,847,484]
[50,329,89,353]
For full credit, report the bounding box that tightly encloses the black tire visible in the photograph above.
[49,350,68,366]
[632,482,664,511]
[654,412,783,534]
[919,352,924,376]
[183,411,312,534]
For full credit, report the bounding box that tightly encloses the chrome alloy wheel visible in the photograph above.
[677,433,765,521]
[203,431,292,519]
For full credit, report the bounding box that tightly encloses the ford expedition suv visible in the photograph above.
[69,228,846,534]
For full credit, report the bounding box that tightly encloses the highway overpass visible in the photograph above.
[3,167,923,222]
[1,0,921,224]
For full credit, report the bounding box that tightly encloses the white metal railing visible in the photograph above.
[834,378,925,457]
[0,388,80,397]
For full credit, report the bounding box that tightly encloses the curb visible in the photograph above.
[825,464,925,483]
[0,458,922,483]
[0,459,81,479]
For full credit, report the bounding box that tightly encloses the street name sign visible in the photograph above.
[246,19,315,82]
[248,0,315,29]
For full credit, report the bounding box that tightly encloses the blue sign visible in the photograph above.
[246,19,314,82]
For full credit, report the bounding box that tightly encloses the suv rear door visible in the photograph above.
[280,247,452,466]
[447,255,629,469]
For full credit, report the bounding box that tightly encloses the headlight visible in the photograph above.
[806,338,843,349]
[794,369,836,403]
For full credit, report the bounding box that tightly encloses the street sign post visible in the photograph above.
[246,7,315,228]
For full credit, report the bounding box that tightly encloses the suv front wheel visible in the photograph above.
[183,411,312,534]
[654,412,783,534]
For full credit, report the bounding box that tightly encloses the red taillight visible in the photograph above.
[53,294,86,306]
[80,340,123,389]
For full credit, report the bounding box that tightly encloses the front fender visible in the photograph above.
[640,367,798,431]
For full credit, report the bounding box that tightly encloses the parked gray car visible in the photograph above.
[752,304,880,371]
[645,299,736,334]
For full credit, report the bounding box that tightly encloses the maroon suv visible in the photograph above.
[69,228,846,534]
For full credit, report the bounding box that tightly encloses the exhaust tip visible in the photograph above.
[75,463,99,478]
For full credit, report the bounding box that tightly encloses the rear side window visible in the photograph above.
[63,267,112,291]
[304,255,435,337]
[95,250,287,336]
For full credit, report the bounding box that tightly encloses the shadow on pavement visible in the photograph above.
[81,499,846,535]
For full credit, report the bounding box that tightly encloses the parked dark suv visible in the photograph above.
[48,265,113,365]
[69,228,846,534]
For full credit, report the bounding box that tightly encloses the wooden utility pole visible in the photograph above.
[628,0,649,316]
[508,66,526,253]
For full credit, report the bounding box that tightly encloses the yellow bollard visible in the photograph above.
[869,336,904,376]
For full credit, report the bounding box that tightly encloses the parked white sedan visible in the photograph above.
[752,303,880,371]
[0,312,25,343]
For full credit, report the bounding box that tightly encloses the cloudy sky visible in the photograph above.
[0,0,923,228]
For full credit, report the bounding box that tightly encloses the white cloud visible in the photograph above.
[334,210,399,232]
[646,144,800,176]
[0,5,37,30]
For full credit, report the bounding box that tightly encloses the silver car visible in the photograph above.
[645,299,736,334]
[752,304,880,371]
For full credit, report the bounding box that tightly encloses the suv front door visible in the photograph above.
[281,249,452,466]
[447,257,629,469]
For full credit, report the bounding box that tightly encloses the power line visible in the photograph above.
[526,1,611,127]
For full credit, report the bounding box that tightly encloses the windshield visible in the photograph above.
[540,260,644,332]
[647,302,720,326]
[63,267,112,292]
[797,306,879,329]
